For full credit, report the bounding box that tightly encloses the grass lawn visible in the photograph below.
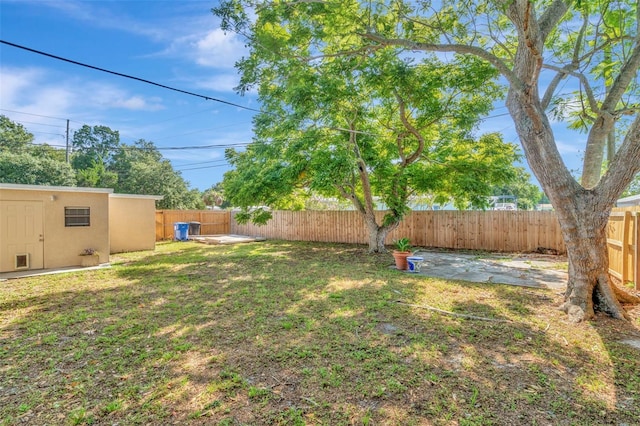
[1,240,639,425]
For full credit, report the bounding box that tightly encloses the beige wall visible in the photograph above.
[0,187,110,272]
[109,195,158,253]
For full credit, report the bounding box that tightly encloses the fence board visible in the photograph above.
[230,210,566,253]
[156,207,638,287]
[608,207,640,289]
[155,210,230,240]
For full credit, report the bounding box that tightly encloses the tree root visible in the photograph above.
[612,284,640,304]
[395,300,513,323]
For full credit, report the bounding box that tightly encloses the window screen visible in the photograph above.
[65,207,90,227]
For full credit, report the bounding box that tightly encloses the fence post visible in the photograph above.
[622,211,631,284]
[164,210,168,240]
[635,212,639,291]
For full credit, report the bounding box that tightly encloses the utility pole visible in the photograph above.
[65,119,70,163]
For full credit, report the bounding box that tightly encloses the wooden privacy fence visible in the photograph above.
[155,210,230,240]
[231,210,566,254]
[157,207,640,288]
[608,207,640,290]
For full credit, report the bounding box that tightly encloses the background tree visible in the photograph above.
[72,125,121,187]
[216,2,521,251]
[0,115,34,152]
[491,168,544,210]
[0,116,75,186]
[0,151,76,186]
[202,182,231,208]
[0,115,66,161]
[110,139,204,209]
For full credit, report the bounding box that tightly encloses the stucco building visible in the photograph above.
[0,183,161,273]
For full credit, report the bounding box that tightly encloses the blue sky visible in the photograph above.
[1,0,258,191]
[0,1,586,192]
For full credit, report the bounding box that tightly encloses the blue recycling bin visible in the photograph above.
[174,222,189,241]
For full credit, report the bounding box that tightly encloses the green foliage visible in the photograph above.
[234,207,272,226]
[0,115,34,152]
[76,159,118,188]
[0,115,66,162]
[0,116,203,208]
[0,151,76,186]
[71,124,120,171]
[202,182,231,209]
[215,1,521,246]
[110,139,203,209]
[491,168,543,210]
[394,237,412,252]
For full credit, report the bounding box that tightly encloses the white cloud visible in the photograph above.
[196,73,242,93]
[555,139,584,155]
[1,66,164,113]
[83,83,165,112]
[0,66,74,116]
[193,29,246,69]
[157,28,247,73]
[26,0,167,40]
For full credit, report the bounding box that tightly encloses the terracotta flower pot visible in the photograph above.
[80,254,100,267]
[392,250,411,270]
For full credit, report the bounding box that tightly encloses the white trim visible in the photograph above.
[0,183,113,194]
[617,194,640,207]
[0,184,163,200]
[109,193,163,200]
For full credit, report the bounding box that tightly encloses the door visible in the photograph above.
[0,201,44,272]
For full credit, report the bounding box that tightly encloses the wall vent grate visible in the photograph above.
[15,254,29,269]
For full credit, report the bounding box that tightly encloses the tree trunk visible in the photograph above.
[506,86,630,321]
[364,213,399,253]
[555,198,628,322]
[506,89,634,321]
[501,1,639,321]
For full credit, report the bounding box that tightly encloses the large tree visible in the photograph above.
[491,168,544,210]
[111,139,205,210]
[72,125,120,187]
[0,115,65,161]
[217,0,640,321]
[215,2,521,252]
[0,151,76,186]
[0,115,34,152]
[0,116,75,185]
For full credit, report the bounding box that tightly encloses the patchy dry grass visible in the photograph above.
[1,240,639,425]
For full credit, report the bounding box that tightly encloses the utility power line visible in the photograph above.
[177,164,230,171]
[1,39,261,113]
[0,108,73,122]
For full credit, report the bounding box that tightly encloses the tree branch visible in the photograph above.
[598,114,640,203]
[347,117,377,217]
[394,91,425,165]
[537,0,571,43]
[540,13,589,109]
[600,40,640,112]
[360,32,523,91]
[541,64,599,112]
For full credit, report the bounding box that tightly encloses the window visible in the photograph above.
[65,207,90,227]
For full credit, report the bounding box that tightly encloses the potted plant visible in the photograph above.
[79,248,100,267]
[392,238,412,270]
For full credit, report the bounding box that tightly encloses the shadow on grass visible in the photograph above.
[1,240,638,425]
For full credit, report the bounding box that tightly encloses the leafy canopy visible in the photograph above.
[216,0,523,228]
